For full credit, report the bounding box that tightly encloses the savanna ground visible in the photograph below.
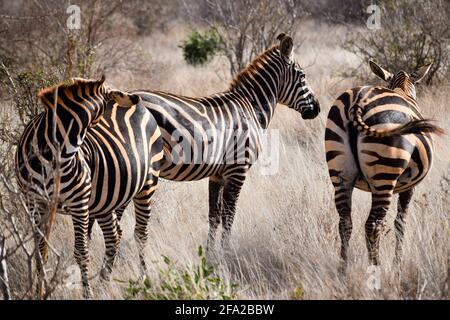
[0,2,449,300]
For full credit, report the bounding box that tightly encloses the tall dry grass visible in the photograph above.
[4,21,449,300]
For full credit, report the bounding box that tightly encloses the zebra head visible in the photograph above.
[107,89,141,107]
[38,75,141,124]
[38,75,111,126]
[369,60,432,100]
[37,76,141,154]
[277,33,320,120]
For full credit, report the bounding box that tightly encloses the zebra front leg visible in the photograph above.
[394,188,414,263]
[32,209,48,299]
[133,178,157,277]
[207,177,224,253]
[114,202,130,242]
[88,218,95,241]
[220,175,246,250]
[27,200,51,299]
[97,212,120,281]
[365,191,393,265]
[71,211,92,298]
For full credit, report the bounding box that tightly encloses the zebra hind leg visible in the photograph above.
[133,177,158,278]
[328,160,358,273]
[97,212,120,281]
[394,188,414,264]
[333,180,356,273]
[365,189,394,266]
[207,177,224,254]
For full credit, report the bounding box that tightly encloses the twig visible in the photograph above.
[0,235,11,300]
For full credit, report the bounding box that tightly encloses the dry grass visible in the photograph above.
[3,21,449,300]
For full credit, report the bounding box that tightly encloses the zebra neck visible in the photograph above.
[42,110,90,159]
[392,88,422,117]
[231,85,277,129]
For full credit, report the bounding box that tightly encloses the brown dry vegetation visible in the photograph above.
[0,7,449,300]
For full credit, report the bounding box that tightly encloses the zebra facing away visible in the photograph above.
[131,33,320,251]
[325,60,443,268]
[15,77,163,298]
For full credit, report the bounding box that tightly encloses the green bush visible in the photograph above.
[180,29,223,66]
[123,246,237,300]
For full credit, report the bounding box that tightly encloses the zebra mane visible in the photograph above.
[37,77,105,100]
[229,44,279,91]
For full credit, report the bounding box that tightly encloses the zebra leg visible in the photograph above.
[97,212,120,281]
[327,152,359,271]
[115,202,130,242]
[32,207,48,299]
[394,188,414,263]
[133,177,158,277]
[220,175,246,250]
[365,190,393,265]
[115,202,128,222]
[71,211,92,298]
[207,177,224,252]
[334,181,356,269]
[88,218,95,240]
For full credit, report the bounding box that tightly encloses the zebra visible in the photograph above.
[325,60,443,268]
[15,76,163,298]
[129,33,320,251]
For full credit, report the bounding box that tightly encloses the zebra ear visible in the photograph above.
[278,33,293,64]
[109,90,141,107]
[369,60,393,82]
[411,63,432,83]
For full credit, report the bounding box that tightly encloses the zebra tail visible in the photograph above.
[350,105,445,137]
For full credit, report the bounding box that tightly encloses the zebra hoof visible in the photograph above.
[82,286,93,299]
[338,260,348,276]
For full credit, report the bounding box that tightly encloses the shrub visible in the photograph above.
[184,0,302,75]
[345,0,450,85]
[123,246,237,300]
[180,29,224,67]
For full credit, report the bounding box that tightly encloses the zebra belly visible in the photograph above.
[158,159,228,181]
[157,124,259,181]
[158,138,259,181]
